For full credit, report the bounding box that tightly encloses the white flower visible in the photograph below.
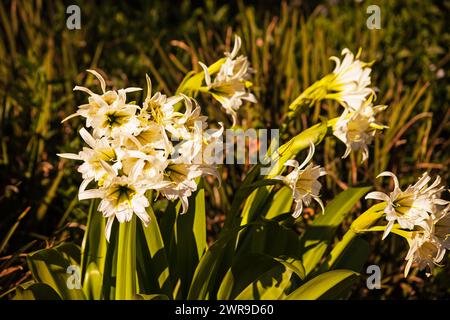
[199,36,256,126]
[129,121,171,153]
[159,160,221,214]
[274,142,326,218]
[63,69,142,127]
[432,204,450,249]
[139,74,184,128]
[333,98,387,161]
[159,162,204,214]
[91,102,141,139]
[404,229,445,278]
[366,172,448,240]
[404,205,450,277]
[327,48,373,111]
[57,128,123,189]
[78,160,168,241]
[165,95,207,140]
[122,148,167,182]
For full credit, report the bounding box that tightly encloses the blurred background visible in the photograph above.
[0,0,449,299]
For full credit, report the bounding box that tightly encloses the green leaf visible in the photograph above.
[300,186,372,275]
[175,179,207,298]
[27,244,86,300]
[217,253,281,300]
[187,226,245,300]
[136,205,171,296]
[157,199,178,286]
[218,254,305,300]
[102,220,119,300]
[14,282,62,300]
[226,179,282,227]
[55,243,81,266]
[136,293,170,300]
[285,270,359,300]
[318,203,386,273]
[81,200,107,284]
[333,237,370,273]
[235,264,291,300]
[240,220,300,258]
[265,186,293,219]
[83,262,103,300]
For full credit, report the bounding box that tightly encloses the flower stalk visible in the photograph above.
[321,202,386,271]
[115,215,137,300]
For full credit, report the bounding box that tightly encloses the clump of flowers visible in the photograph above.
[59,70,222,240]
[366,171,449,276]
[285,48,386,162]
[328,50,387,162]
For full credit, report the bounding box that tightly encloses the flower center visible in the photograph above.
[107,183,136,206]
[104,110,130,128]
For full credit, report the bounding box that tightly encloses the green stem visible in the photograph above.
[322,203,386,271]
[115,216,137,300]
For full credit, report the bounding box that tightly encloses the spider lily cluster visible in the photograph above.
[58,71,222,240]
[366,172,449,276]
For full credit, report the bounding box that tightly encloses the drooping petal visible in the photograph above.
[73,85,96,96]
[145,74,152,100]
[57,153,81,160]
[284,159,299,168]
[377,171,400,191]
[365,191,391,202]
[228,35,242,59]
[105,216,115,242]
[79,127,97,149]
[297,142,315,170]
[199,62,212,88]
[79,189,104,200]
[382,220,395,240]
[87,69,107,93]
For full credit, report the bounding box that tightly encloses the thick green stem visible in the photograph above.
[322,203,386,271]
[115,216,137,300]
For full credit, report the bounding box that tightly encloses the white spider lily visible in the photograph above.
[57,128,122,187]
[366,172,448,240]
[165,95,207,140]
[79,160,169,241]
[432,204,450,249]
[403,205,448,276]
[327,48,373,111]
[121,148,167,182]
[63,69,142,126]
[333,99,387,162]
[139,74,184,128]
[159,163,204,214]
[88,95,140,139]
[199,36,256,126]
[159,156,221,214]
[274,142,326,218]
[173,119,223,164]
[404,229,445,278]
